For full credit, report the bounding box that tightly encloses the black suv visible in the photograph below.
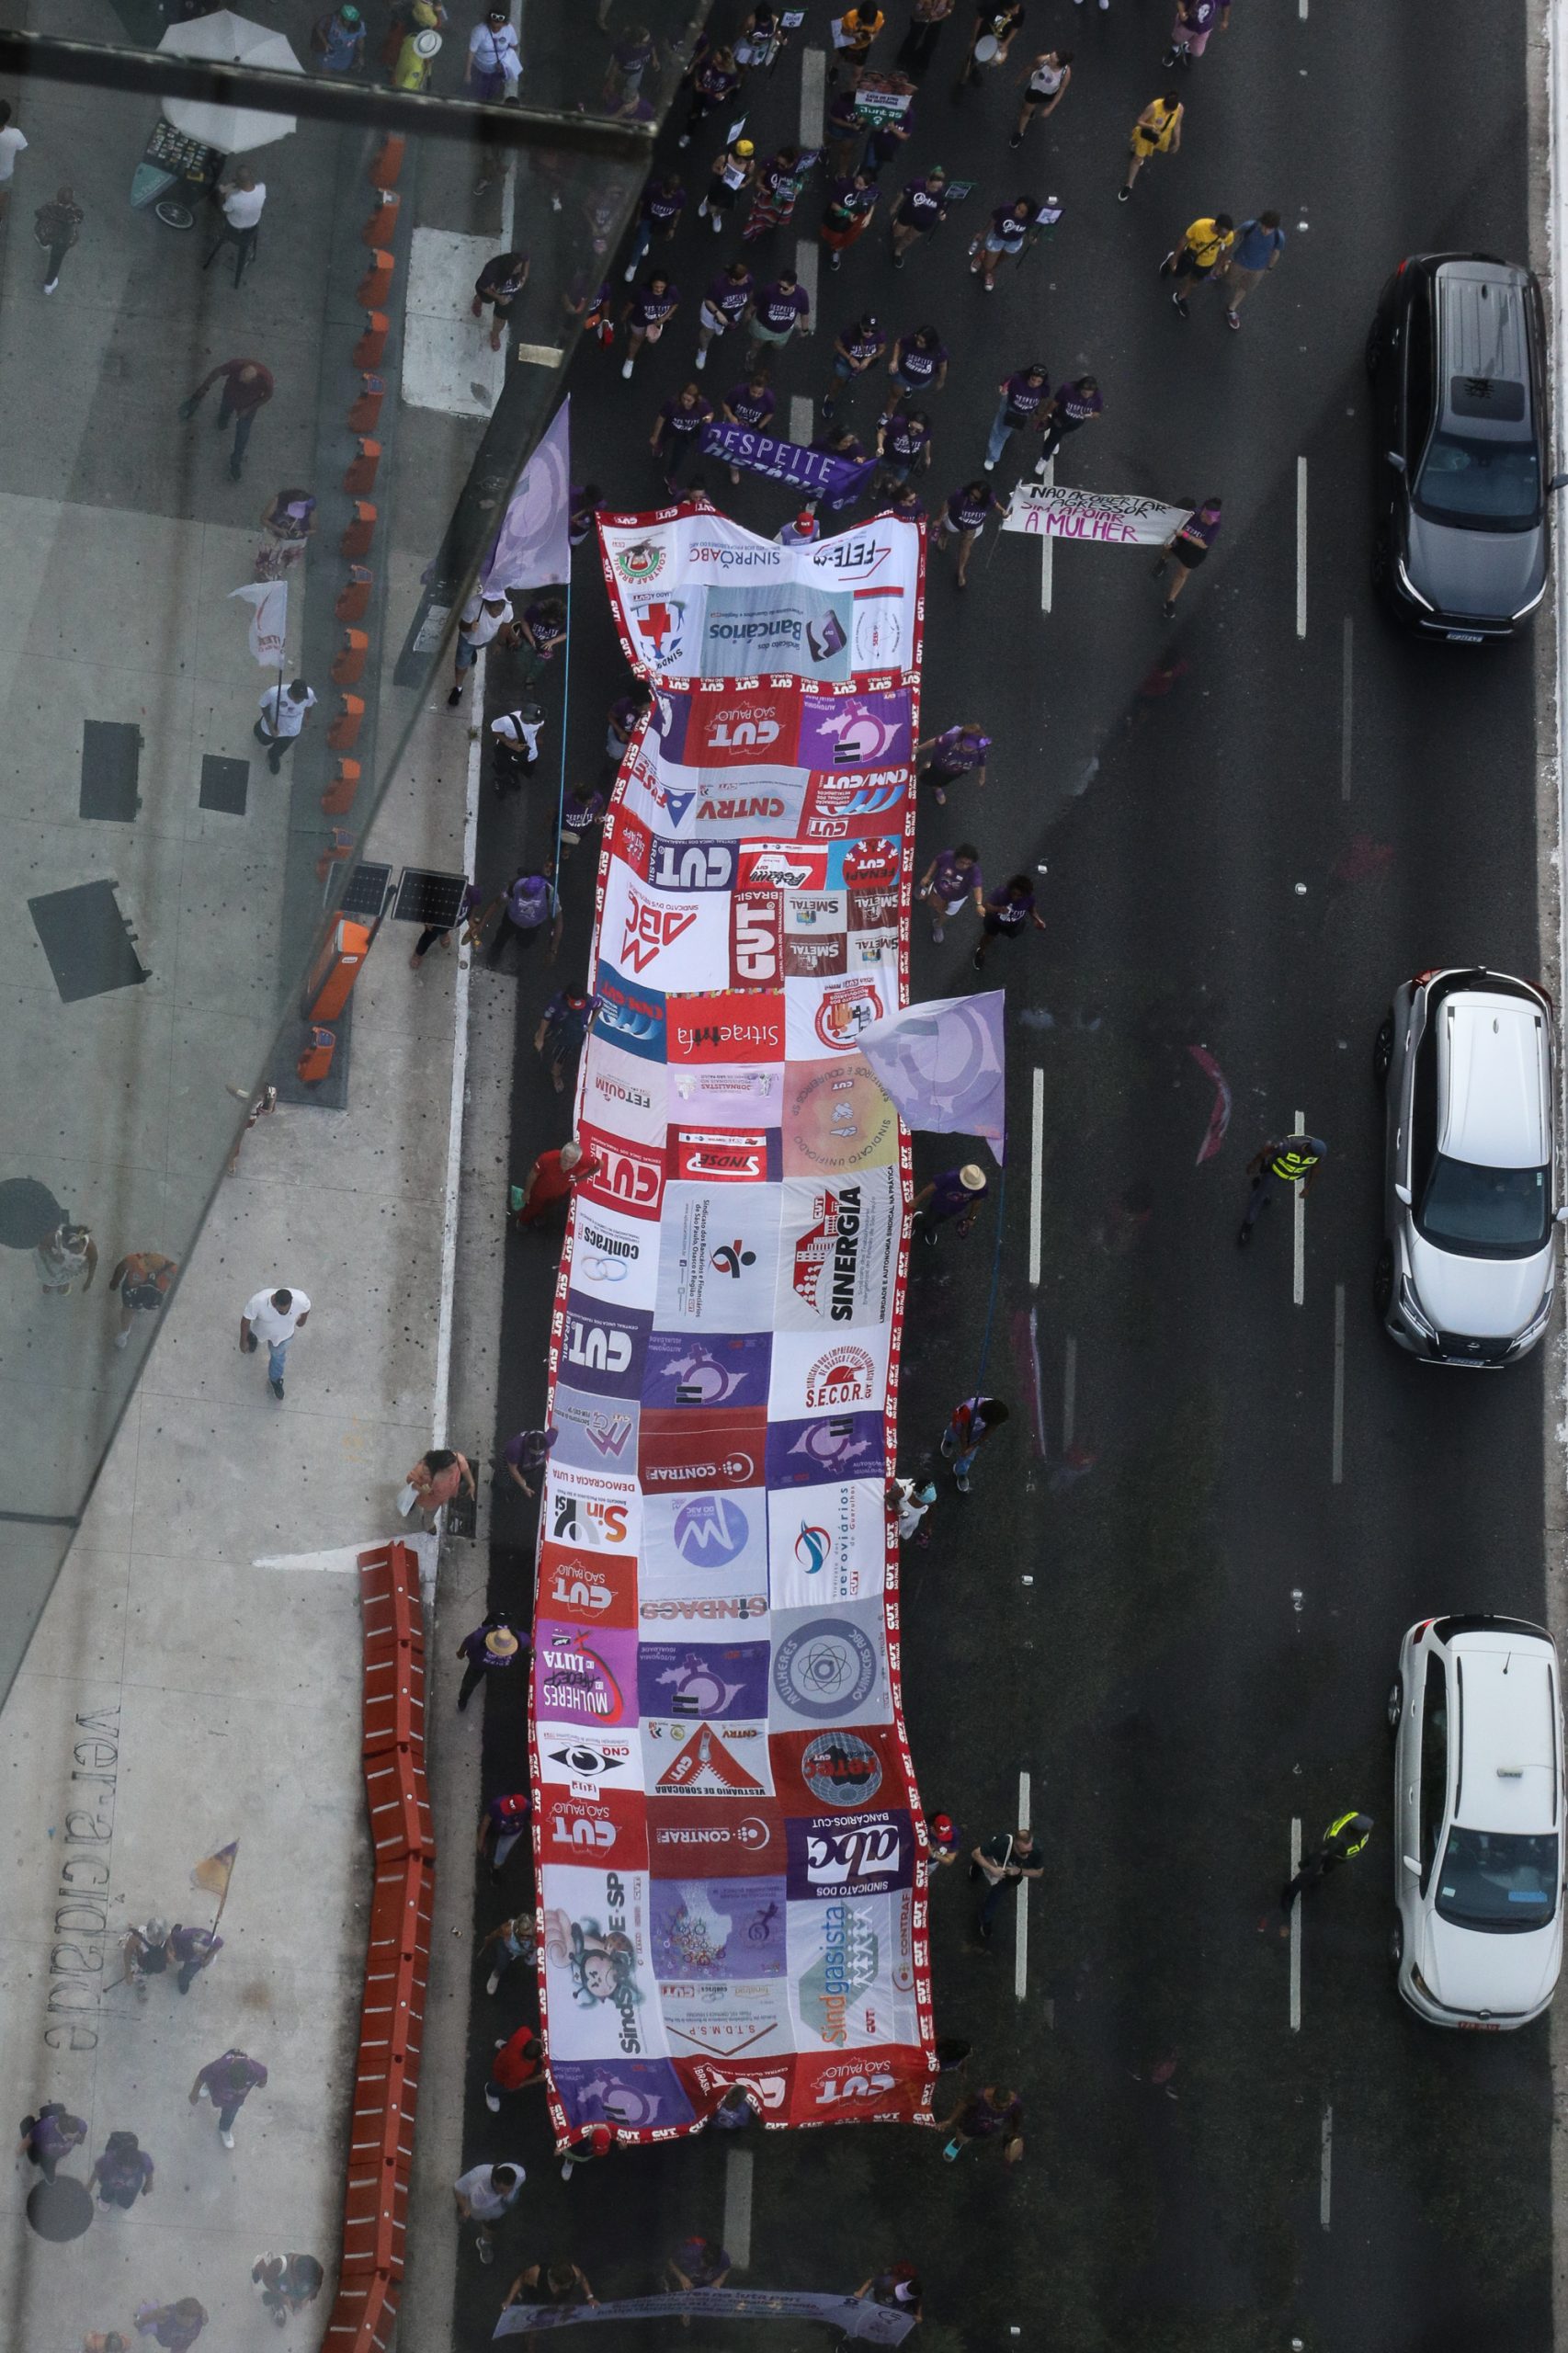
[1366,253,1563,640]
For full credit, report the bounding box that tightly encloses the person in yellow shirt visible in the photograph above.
[1119,90,1184,199]
[1160,212,1235,315]
[392,24,442,88]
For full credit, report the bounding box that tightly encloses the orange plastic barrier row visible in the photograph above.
[321,1546,434,2353]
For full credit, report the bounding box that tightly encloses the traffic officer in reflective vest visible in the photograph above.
[1237,1131,1326,1247]
[1280,1811,1373,1916]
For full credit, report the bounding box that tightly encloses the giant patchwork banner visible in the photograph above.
[529,501,935,2144]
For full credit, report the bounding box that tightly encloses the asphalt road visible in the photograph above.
[452,4,1554,2348]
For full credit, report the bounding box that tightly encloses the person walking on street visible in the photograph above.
[678,42,742,144]
[822,312,886,418]
[919,844,983,942]
[181,358,273,479]
[312,5,367,71]
[825,83,866,176]
[411,881,481,966]
[653,382,717,491]
[890,167,949,266]
[1120,91,1183,199]
[472,250,528,350]
[448,591,517,704]
[897,0,955,77]
[1153,495,1223,615]
[511,1139,600,1229]
[884,323,949,414]
[403,1447,475,1526]
[477,1790,533,1877]
[485,2028,546,2113]
[108,1249,177,1348]
[485,867,562,968]
[819,167,880,270]
[122,1915,170,1993]
[860,101,914,181]
[466,7,521,98]
[501,1424,557,1498]
[204,167,266,288]
[603,688,650,774]
[188,2049,267,2150]
[1165,0,1229,68]
[1280,1813,1372,1917]
[695,259,755,369]
[1012,49,1071,145]
[938,2086,1024,2164]
[0,101,28,217]
[1035,374,1103,469]
[453,2161,524,2264]
[480,1906,538,1991]
[35,1220,97,1297]
[744,144,809,242]
[872,405,932,494]
[958,0,1023,85]
[932,478,1004,587]
[831,5,886,85]
[1237,1130,1326,1246]
[1222,210,1286,328]
[255,678,316,773]
[721,374,777,480]
[167,1923,222,1995]
[621,269,681,380]
[624,171,686,278]
[535,987,594,1093]
[970,1825,1042,1940]
[132,2302,207,2353]
[973,872,1045,970]
[941,1394,1008,1492]
[457,1616,524,1713]
[926,1812,962,1865]
[251,2256,324,2329]
[983,362,1049,470]
[916,722,990,805]
[491,702,543,792]
[88,2131,155,2207]
[912,1162,988,1244]
[239,1284,311,1402]
[603,21,660,109]
[745,270,812,368]
[971,196,1034,291]
[699,135,759,238]
[1160,213,1234,317]
[20,2102,86,2185]
[34,184,83,293]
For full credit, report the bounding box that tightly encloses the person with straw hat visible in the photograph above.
[456,1615,525,1713]
[911,1164,989,1245]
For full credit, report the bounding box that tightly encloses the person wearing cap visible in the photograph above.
[983,362,1050,472]
[393,23,443,89]
[312,5,367,72]
[500,1423,557,1498]
[856,2264,923,2322]
[699,135,757,234]
[456,1614,525,1712]
[677,40,741,144]
[1237,1129,1326,1247]
[453,2160,524,2263]
[492,702,545,793]
[778,510,820,547]
[912,1163,989,1245]
[969,1824,1042,1940]
[887,1473,937,1541]
[448,589,518,706]
[821,311,886,420]
[405,1447,476,1528]
[477,1791,533,1878]
[890,166,949,265]
[561,2122,616,2179]
[1279,1812,1372,1919]
[926,1813,962,1865]
[466,8,522,100]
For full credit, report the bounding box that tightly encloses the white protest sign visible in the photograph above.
[1003,484,1193,547]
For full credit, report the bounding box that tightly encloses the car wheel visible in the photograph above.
[1365,320,1383,379]
[1373,1244,1393,1318]
[1390,1919,1403,1971]
[1387,1673,1403,1732]
[1372,1013,1393,1087]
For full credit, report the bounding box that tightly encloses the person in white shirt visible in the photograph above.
[466,10,521,99]
[490,702,544,794]
[887,1474,937,1540]
[447,591,517,705]
[240,1285,312,1400]
[255,680,318,774]
[453,2160,524,2264]
[0,104,28,215]
[205,166,266,286]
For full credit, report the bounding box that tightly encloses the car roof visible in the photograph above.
[1434,260,1536,442]
[1452,1632,1559,1832]
[1435,986,1551,1166]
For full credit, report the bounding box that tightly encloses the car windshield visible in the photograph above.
[1415,432,1541,527]
[1436,1825,1560,1931]
[1418,1154,1549,1255]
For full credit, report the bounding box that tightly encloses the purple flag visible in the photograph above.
[699,422,876,510]
[483,399,572,594]
[858,994,1006,1165]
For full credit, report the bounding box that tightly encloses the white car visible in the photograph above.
[1391,1613,1564,2028]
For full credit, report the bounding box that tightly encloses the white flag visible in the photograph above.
[229,581,288,668]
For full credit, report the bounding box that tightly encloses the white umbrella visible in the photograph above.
[156,10,303,154]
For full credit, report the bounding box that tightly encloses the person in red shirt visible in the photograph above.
[511,1140,600,1228]
[180,358,274,480]
[486,2027,546,2113]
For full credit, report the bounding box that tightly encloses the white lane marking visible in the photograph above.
[1028,1067,1044,1287]
[1300,0,1308,17]
[1015,1769,1031,2000]
[1062,1336,1076,1452]
[1296,457,1308,638]
[723,2148,754,2268]
[799,44,826,145]
[793,235,819,340]
[1038,453,1055,610]
[789,393,814,446]
[1332,1281,1346,1483]
[1319,2104,1333,2229]
[1292,1105,1306,1307]
[1289,1817,1302,2031]
[1339,616,1353,800]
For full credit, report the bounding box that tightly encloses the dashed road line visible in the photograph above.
[1340,616,1354,799]
[1289,1816,1302,2030]
[1332,1280,1346,1483]
[1320,2103,1334,2229]
[1296,457,1308,638]
[1292,1106,1307,1306]
[1016,1769,1031,2000]
[723,2147,755,2268]
[1028,1066,1044,1287]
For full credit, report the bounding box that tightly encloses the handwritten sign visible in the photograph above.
[1002,485,1193,547]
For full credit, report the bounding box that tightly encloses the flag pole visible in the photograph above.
[210,1843,239,1938]
[970,1154,1007,1397]
[553,564,573,874]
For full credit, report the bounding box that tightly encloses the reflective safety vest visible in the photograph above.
[1325,1811,1370,1859]
[1269,1142,1320,1184]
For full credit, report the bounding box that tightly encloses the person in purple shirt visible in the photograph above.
[720,372,777,482]
[696,259,755,369]
[1036,373,1102,469]
[744,143,808,242]
[1153,494,1222,616]
[973,197,1035,291]
[520,597,566,663]
[912,1162,989,1245]
[677,41,741,144]
[1164,0,1228,67]
[973,872,1046,971]
[873,407,933,493]
[862,108,913,177]
[88,2129,155,2207]
[167,1923,222,1995]
[561,782,607,858]
[133,2299,208,2353]
[891,168,949,265]
[984,362,1049,470]
[886,482,926,525]
[623,170,686,278]
[652,381,716,490]
[619,270,679,381]
[825,83,865,176]
[885,324,949,413]
[933,478,1005,587]
[188,2048,267,2147]
[604,22,660,108]
[568,480,603,549]
[745,271,811,367]
[916,721,991,802]
[820,168,881,270]
[455,1613,525,1711]
[20,2101,85,2185]
[918,844,984,942]
[604,687,649,773]
[821,312,886,418]
[502,1426,557,1497]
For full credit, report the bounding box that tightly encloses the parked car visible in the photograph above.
[1374,967,1562,1364]
[1390,1613,1564,2029]
[1366,252,1565,639]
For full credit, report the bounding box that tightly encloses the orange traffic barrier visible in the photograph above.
[340,503,377,560]
[321,758,361,816]
[352,311,389,369]
[369,134,405,190]
[362,192,401,244]
[314,827,356,883]
[322,2273,398,2353]
[356,251,394,308]
[343,439,382,497]
[297,1027,336,1086]
[347,375,385,434]
[332,629,370,687]
[336,566,374,623]
[328,694,367,751]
